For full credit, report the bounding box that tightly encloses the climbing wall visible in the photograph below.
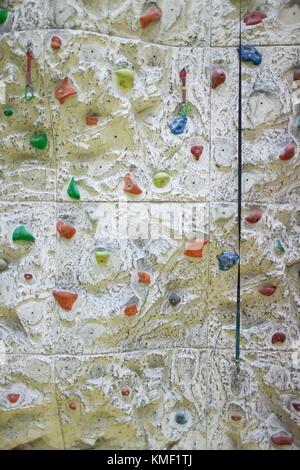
[0,0,299,450]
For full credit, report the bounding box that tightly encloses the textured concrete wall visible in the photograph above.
[0,0,299,450]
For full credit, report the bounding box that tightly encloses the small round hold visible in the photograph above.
[120,387,130,397]
[152,171,170,188]
[124,303,138,317]
[69,401,78,410]
[271,433,294,447]
[271,332,286,345]
[86,115,99,125]
[24,273,33,280]
[175,411,187,425]
[292,402,300,412]
[243,11,267,26]
[211,69,226,89]
[279,143,296,161]
[230,413,242,422]
[191,145,203,161]
[3,107,14,117]
[51,36,62,49]
[258,283,277,297]
[7,393,20,404]
[245,209,262,224]
[169,293,181,306]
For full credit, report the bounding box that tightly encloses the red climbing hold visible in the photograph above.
[57,220,76,240]
[258,284,277,296]
[243,11,267,26]
[7,393,20,404]
[53,290,78,311]
[124,303,138,317]
[191,145,204,161]
[140,4,162,29]
[211,69,226,89]
[69,401,79,410]
[121,387,130,396]
[271,332,286,345]
[245,209,263,224]
[293,69,300,81]
[230,414,242,422]
[51,36,62,49]
[138,272,151,284]
[279,143,296,161]
[123,173,143,195]
[24,273,33,280]
[184,240,208,258]
[292,402,300,412]
[86,115,99,126]
[55,77,77,104]
[271,433,294,447]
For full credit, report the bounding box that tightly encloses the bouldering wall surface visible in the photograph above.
[0,0,300,450]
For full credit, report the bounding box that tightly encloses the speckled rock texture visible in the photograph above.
[0,1,299,450]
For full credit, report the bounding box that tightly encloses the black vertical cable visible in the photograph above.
[236,1,242,365]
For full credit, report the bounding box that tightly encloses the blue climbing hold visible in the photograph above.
[168,115,187,135]
[175,411,187,425]
[238,45,262,66]
[217,251,239,271]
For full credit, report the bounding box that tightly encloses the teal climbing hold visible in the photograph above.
[3,107,14,117]
[274,239,285,254]
[12,226,35,242]
[67,177,80,200]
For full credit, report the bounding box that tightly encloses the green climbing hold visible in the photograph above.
[67,177,80,200]
[0,8,8,25]
[30,134,48,150]
[152,171,170,188]
[12,226,35,242]
[274,239,285,254]
[3,107,13,117]
[115,69,134,89]
[95,250,110,265]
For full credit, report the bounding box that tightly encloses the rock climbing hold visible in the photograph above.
[115,69,134,89]
[140,4,162,29]
[0,8,8,25]
[3,107,13,117]
[243,11,267,26]
[279,143,296,161]
[51,36,62,49]
[292,402,300,412]
[30,133,48,150]
[12,226,35,242]
[191,145,203,161]
[67,177,80,200]
[293,69,300,81]
[52,290,78,311]
[0,259,8,272]
[124,303,138,317]
[258,283,277,296]
[86,115,99,125]
[230,413,242,422]
[7,393,20,404]
[274,239,285,254]
[271,332,286,345]
[238,45,262,66]
[212,69,226,89]
[57,221,76,240]
[169,293,181,306]
[24,273,33,280]
[217,251,239,271]
[152,171,170,188]
[121,387,130,397]
[184,239,208,258]
[69,401,78,410]
[55,77,77,104]
[95,250,110,265]
[138,272,151,284]
[271,433,293,447]
[175,411,187,425]
[123,173,143,195]
[168,115,187,135]
[245,209,262,224]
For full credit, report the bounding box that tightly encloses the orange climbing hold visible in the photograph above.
[7,393,20,404]
[279,143,296,161]
[123,173,143,195]
[124,303,138,317]
[140,4,162,29]
[184,239,208,258]
[56,220,76,240]
[55,77,77,104]
[138,272,151,284]
[53,290,78,311]
[86,115,99,125]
